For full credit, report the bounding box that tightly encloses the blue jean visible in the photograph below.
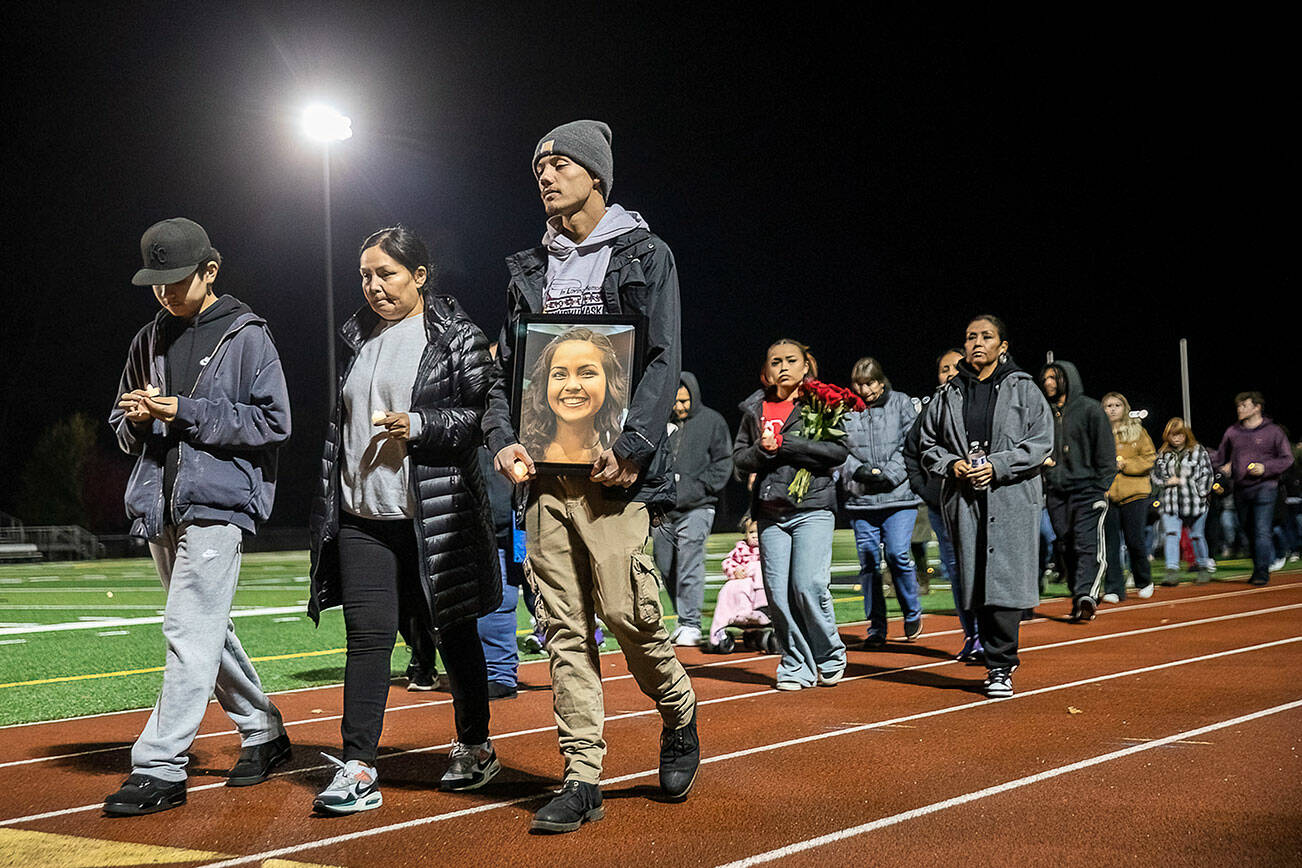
[928,508,974,640]
[477,548,521,688]
[849,508,921,637]
[1235,486,1277,582]
[759,509,846,686]
[1161,512,1209,571]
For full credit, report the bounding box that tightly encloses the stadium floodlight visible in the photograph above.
[301,102,352,412]
[301,103,352,142]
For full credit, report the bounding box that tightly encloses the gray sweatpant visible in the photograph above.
[131,521,283,782]
[652,506,715,631]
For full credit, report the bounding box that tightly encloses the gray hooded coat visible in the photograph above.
[918,359,1053,609]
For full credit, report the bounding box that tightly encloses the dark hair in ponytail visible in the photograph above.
[359,225,434,286]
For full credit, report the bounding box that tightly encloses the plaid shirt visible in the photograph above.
[1152,445,1213,517]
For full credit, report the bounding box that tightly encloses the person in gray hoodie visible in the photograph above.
[106,218,292,815]
[838,357,924,647]
[652,372,733,647]
[1037,359,1117,623]
[483,120,697,833]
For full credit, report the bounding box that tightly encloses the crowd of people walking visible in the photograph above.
[104,118,1298,834]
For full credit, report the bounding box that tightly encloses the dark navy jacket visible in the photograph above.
[110,300,291,540]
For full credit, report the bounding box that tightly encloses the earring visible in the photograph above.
[999,351,1008,364]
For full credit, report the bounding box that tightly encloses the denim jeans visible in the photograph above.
[477,548,522,688]
[1235,485,1277,582]
[759,509,846,687]
[928,508,974,640]
[651,506,715,631]
[849,508,921,637]
[1161,512,1209,571]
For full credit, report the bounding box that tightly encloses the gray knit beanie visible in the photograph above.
[532,119,613,198]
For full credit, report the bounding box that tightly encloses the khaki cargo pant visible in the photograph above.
[525,476,696,784]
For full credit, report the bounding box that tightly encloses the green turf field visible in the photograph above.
[0,531,1249,726]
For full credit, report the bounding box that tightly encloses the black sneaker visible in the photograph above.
[406,669,438,692]
[1078,596,1097,622]
[104,774,186,816]
[860,632,887,650]
[658,707,700,800]
[530,780,604,833]
[1249,576,1269,586]
[227,732,292,786]
[984,666,1016,699]
[487,681,518,701]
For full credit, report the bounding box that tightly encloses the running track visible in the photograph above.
[1,574,1299,867]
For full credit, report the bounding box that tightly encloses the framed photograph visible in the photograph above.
[511,313,644,473]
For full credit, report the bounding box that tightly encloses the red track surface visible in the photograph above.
[2,574,1300,867]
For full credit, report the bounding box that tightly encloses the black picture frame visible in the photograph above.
[510,313,645,474]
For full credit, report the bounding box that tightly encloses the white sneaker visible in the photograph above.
[1136,583,1154,599]
[440,740,501,792]
[672,625,702,647]
[1270,557,1286,572]
[1101,593,1120,604]
[314,755,382,814]
[1203,558,1217,572]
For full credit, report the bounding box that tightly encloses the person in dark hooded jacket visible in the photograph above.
[652,372,733,647]
[1037,359,1117,623]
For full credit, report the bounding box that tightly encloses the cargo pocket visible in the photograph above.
[522,557,550,635]
[630,551,663,629]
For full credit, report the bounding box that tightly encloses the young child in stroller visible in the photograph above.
[707,518,779,653]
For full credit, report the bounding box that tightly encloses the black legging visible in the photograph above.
[337,512,490,763]
[1104,498,1153,597]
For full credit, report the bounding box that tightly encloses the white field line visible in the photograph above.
[715,698,1302,867]
[0,606,307,636]
[2,619,1297,832]
[183,637,1302,868]
[0,581,1294,733]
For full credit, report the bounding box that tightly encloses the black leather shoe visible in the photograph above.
[104,774,186,816]
[226,733,291,787]
[487,681,518,701]
[659,707,700,800]
[530,780,603,833]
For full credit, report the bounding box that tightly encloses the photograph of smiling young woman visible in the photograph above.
[520,327,630,464]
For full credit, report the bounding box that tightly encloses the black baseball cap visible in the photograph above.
[132,218,217,286]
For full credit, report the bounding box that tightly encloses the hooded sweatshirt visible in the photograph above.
[541,204,648,314]
[662,371,733,518]
[1038,360,1116,495]
[1212,416,1294,495]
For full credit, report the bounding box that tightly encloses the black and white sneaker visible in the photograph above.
[984,666,1016,699]
[440,740,501,791]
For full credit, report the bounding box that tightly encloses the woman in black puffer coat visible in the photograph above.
[307,226,502,814]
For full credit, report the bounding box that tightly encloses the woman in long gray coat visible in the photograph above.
[919,315,1053,698]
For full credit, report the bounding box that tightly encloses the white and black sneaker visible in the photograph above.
[984,666,1016,699]
[313,754,382,814]
[440,740,501,792]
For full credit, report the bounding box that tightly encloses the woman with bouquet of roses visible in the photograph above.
[733,339,862,691]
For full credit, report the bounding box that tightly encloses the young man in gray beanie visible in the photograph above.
[483,119,699,833]
[104,218,292,815]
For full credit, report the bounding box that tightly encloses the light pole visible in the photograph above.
[302,103,352,414]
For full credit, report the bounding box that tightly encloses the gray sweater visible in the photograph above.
[340,315,427,519]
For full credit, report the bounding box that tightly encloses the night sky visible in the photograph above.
[2,3,1291,531]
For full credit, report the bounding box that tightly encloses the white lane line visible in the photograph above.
[3,595,1299,768]
[187,637,1302,868]
[5,632,1296,839]
[715,698,1302,867]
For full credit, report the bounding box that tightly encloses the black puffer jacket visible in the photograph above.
[308,291,502,630]
[733,388,848,515]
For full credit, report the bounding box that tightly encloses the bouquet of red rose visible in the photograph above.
[788,379,866,502]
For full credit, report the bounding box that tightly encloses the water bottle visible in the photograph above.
[967,441,989,490]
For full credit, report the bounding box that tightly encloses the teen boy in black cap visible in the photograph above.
[483,120,699,833]
[105,218,292,815]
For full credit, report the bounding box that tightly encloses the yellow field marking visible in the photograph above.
[0,647,347,690]
[0,827,223,866]
[0,828,344,867]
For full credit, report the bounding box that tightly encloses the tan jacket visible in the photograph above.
[1108,429,1156,504]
